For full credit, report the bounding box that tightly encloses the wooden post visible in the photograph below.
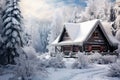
[72,45,73,52]
[81,45,83,52]
[61,46,62,52]
[55,46,57,53]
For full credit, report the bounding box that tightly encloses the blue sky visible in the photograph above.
[63,0,87,7]
[46,0,87,7]
[55,0,86,6]
[46,0,115,7]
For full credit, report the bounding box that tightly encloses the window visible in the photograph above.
[73,46,79,52]
[85,45,92,52]
[93,32,99,38]
[92,46,100,50]
[63,46,71,51]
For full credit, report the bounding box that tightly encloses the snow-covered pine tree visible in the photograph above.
[23,33,31,46]
[109,6,116,22]
[111,1,120,36]
[39,25,49,53]
[69,7,81,23]
[109,6,117,36]
[0,0,5,34]
[47,12,63,53]
[0,0,24,65]
[80,0,112,22]
[111,22,117,36]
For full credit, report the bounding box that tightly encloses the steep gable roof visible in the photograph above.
[65,19,98,42]
[52,19,119,46]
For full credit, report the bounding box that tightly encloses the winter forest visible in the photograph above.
[1,0,120,80]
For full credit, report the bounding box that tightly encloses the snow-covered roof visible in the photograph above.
[101,21,112,35]
[52,19,119,46]
[102,21,120,45]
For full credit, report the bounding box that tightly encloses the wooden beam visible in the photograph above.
[72,45,73,52]
[81,45,84,52]
[55,46,57,53]
[55,46,61,53]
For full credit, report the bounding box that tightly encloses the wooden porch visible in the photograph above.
[53,45,118,57]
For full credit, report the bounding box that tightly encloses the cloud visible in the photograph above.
[20,0,113,21]
[20,0,84,20]
[20,0,56,20]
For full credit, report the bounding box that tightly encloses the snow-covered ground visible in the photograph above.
[0,58,119,80]
[0,74,13,80]
[45,58,120,80]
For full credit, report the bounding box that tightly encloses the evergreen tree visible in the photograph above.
[69,7,81,23]
[109,6,118,36]
[0,0,24,65]
[47,12,63,53]
[39,26,49,53]
[109,6,116,22]
[0,0,5,33]
[80,0,112,22]
[23,33,31,46]
[111,1,120,36]
[111,22,117,36]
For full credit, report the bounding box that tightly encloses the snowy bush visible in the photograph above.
[48,53,66,68]
[23,46,39,59]
[98,55,117,64]
[36,53,65,69]
[88,52,102,63]
[14,54,36,80]
[87,52,117,64]
[108,61,120,77]
[72,52,89,69]
[11,47,47,80]
[38,58,49,68]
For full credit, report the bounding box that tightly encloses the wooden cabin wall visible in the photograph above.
[61,45,81,53]
[57,25,117,54]
[83,26,111,52]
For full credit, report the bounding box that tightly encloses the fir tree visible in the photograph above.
[111,22,117,36]
[47,12,63,53]
[109,6,116,22]
[39,26,49,53]
[69,7,81,23]
[0,0,24,65]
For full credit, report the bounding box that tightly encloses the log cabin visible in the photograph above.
[51,19,119,56]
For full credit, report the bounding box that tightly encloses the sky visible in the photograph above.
[20,0,87,21]
[20,0,115,21]
[46,0,87,6]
